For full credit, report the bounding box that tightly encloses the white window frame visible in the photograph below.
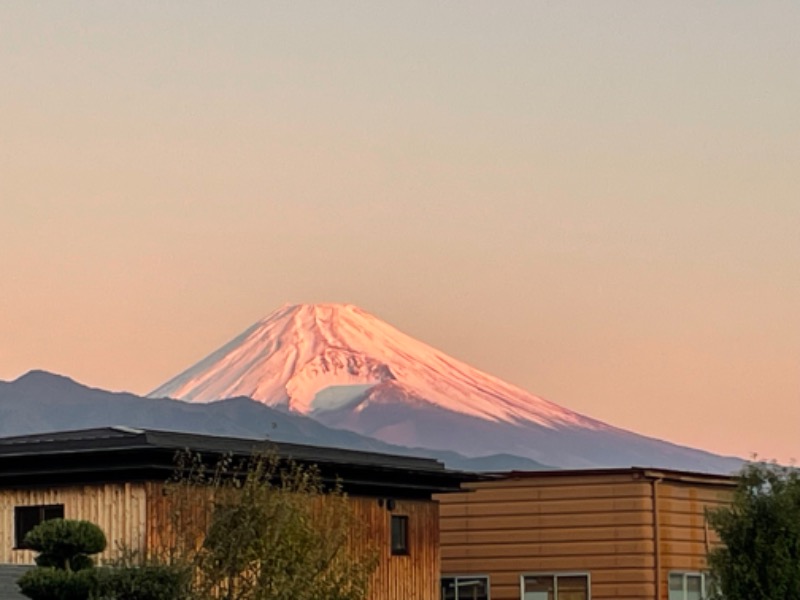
[520,572,591,600]
[668,571,708,600]
[441,574,491,600]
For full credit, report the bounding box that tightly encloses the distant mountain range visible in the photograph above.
[1,303,742,473]
[147,303,741,473]
[0,370,547,472]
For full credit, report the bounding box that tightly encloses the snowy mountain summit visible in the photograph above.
[150,303,740,472]
[151,303,601,429]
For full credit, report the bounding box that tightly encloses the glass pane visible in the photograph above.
[441,577,456,600]
[457,577,488,600]
[15,507,40,548]
[524,575,554,600]
[391,515,408,554]
[669,574,684,600]
[557,575,588,600]
[686,575,702,600]
[43,505,64,520]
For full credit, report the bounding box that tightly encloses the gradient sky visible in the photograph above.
[1,2,798,463]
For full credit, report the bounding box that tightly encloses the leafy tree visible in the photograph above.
[17,519,106,600]
[166,452,378,600]
[707,461,800,600]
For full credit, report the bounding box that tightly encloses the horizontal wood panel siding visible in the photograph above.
[656,481,733,600]
[146,484,439,600]
[0,484,147,565]
[442,525,653,545]
[441,510,653,532]
[439,476,656,600]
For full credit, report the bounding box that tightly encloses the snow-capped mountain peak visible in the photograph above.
[149,303,604,430]
[149,303,742,472]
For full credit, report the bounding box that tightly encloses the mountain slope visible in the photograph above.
[150,304,605,429]
[0,370,545,472]
[150,303,742,472]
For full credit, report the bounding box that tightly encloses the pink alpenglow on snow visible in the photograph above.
[149,303,605,431]
[149,303,743,472]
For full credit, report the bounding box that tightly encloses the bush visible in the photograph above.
[707,461,800,600]
[25,520,106,572]
[95,565,191,600]
[18,519,107,600]
[17,568,97,600]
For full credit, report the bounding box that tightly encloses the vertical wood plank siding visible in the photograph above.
[145,484,440,600]
[439,473,734,600]
[0,484,147,565]
[349,497,440,600]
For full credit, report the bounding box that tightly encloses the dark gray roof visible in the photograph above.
[0,427,477,497]
[499,466,736,485]
[0,426,447,469]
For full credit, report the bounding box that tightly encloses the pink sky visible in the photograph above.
[1,2,798,463]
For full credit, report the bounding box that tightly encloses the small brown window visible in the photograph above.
[391,515,408,555]
[15,504,64,549]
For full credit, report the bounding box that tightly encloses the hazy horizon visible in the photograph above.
[1,2,797,463]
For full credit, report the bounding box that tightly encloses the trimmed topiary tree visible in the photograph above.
[25,519,107,571]
[17,519,106,600]
[16,568,96,600]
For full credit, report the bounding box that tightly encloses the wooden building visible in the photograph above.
[438,468,735,600]
[0,427,473,600]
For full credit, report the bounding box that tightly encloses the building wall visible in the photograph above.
[352,497,440,600]
[656,480,731,600]
[146,482,441,600]
[439,472,733,600]
[0,483,148,565]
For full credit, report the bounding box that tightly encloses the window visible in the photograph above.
[441,575,490,600]
[390,515,408,555]
[669,572,708,600]
[521,573,589,600]
[14,504,64,549]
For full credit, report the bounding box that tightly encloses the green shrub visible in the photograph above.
[17,568,97,600]
[18,519,107,600]
[95,565,191,600]
[25,520,106,572]
[35,554,95,572]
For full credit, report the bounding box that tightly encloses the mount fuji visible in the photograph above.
[150,303,740,472]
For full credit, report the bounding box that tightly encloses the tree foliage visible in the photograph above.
[166,451,379,600]
[94,563,191,600]
[17,519,106,600]
[707,461,800,600]
[17,568,96,600]
[24,520,107,571]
